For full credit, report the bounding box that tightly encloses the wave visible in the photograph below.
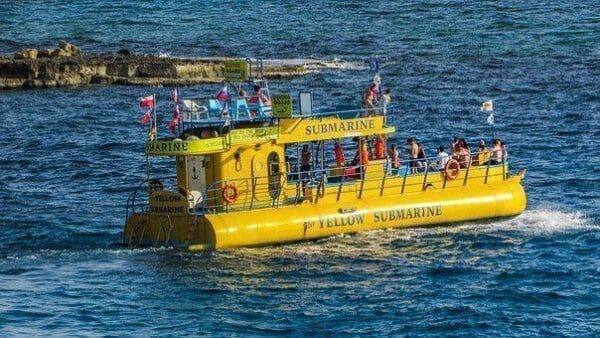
[265,58,367,71]
[182,56,368,72]
[1,209,595,262]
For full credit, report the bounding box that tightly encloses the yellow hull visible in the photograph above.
[124,176,526,249]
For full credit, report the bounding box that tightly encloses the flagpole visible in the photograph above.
[152,93,157,140]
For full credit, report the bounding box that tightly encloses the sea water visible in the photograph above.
[0,1,598,335]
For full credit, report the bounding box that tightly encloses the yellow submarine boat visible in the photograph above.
[124,59,526,250]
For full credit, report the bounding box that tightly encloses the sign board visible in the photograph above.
[149,191,188,215]
[230,126,278,143]
[224,60,249,81]
[272,94,293,118]
[146,138,226,156]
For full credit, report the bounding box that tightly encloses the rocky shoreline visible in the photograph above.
[0,42,311,90]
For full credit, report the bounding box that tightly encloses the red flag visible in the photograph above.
[168,105,180,132]
[139,110,151,125]
[140,96,154,108]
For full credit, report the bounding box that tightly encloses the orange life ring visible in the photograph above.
[222,184,238,204]
[444,159,461,180]
[334,142,345,166]
[148,179,163,194]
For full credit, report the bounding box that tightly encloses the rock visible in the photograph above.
[51,48,70,58]
[14,48,38,60]
[38,49,55,58]
[58,41,82,57]
[117,48,133,57]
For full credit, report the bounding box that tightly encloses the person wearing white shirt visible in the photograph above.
[436,146,449,171]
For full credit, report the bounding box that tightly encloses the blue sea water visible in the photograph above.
[0,0,599,335]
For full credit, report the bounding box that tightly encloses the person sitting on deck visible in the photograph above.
[248,85,271,117]
[435,146,449,171]
[248,85,271,106]
[490,139,503,165]
[474,143,490,166]
[451,136,459,154]
[456,141,471,169]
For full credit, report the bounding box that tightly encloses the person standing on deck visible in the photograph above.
[300,144,311,180]
[362,86,376,116]
[387,144,401,170]
[407,138,419,173]
[381,88,392,117]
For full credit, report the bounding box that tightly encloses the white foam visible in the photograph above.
[179,56,367,72]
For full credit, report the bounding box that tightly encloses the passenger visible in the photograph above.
[248,85,271,106]
[239,89,247,98]
[300,144,311,179]
[474,144,489,166]
[369,82,380,104]
[417,142,427,171]
[490,139,502,165]
[381,88,391,116]
[501,142,508,162]
[382,88,391,106]
[436,146,449,171]
[387,144,400,169]
[215,86,228,105]
[362,87,376,115]
[456,142,471,169]
[459,138,470,152]
[451,137,460,153]
[407,138,419,173]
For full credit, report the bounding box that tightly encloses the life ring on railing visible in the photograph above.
[334,142,345,166]
[444,159,461,180]
[148,179,163,194]
[222,184,238,204]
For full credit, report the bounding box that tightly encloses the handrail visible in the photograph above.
[127,150,513,217]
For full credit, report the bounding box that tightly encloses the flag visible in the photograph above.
[369,58,379,72]
[140,96,155,108]
[487,112,494,125]
[481,100,493,112]
[171,87,178,103]
[373,73,381,85]
[168,105,180,132]
[139,110,151,125]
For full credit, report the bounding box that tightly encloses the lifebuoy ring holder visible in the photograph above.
[444,159,460,180]
[222,184,238,204]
